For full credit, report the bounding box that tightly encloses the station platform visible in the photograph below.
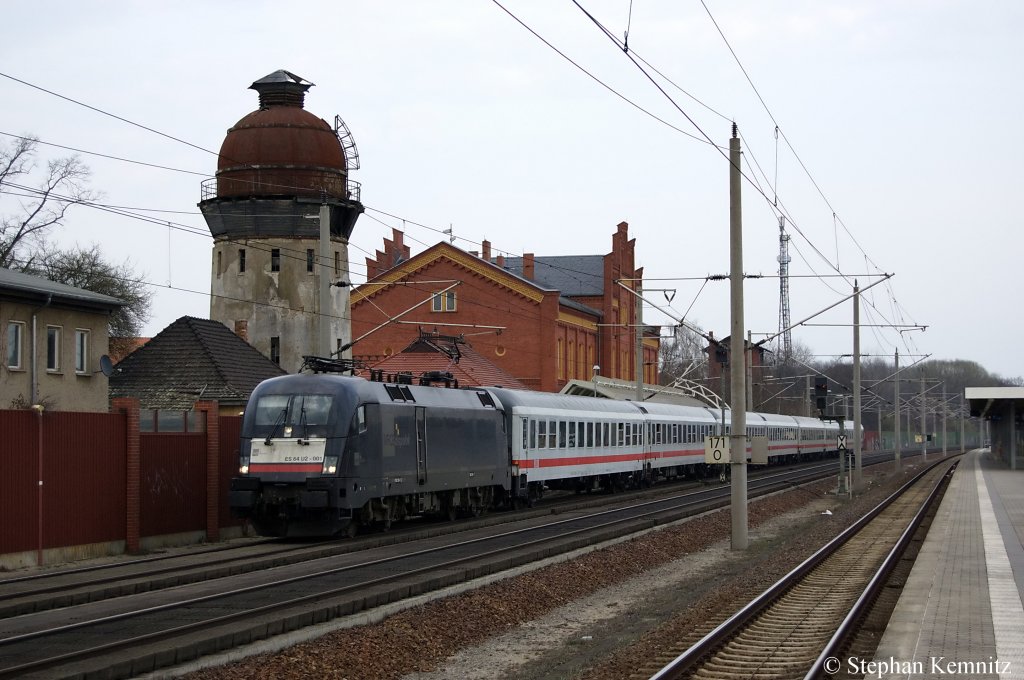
[869,450,1024,679]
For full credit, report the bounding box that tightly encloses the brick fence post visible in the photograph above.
[195,400,220,542]
[112,397,140,553]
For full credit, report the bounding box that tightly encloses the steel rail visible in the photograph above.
[0,458,867,679]
[803,461,957,679]
[649,454,959,680]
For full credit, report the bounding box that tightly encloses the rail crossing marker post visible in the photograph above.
[837,429,850,497]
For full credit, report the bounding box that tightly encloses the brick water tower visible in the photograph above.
[199,70,363,372]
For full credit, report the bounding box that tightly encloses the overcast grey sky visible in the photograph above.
[2,1,1021,379]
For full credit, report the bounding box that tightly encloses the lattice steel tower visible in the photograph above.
[777,215,792,363]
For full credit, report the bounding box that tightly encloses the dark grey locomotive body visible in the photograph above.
[229,374,511,536]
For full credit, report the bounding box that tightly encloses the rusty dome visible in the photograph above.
[214,70,348,200]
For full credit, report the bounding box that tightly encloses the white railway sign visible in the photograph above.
[705,435,730,464]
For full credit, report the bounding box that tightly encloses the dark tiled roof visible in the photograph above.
[0,267,124,310]
[502,255,605,297]
[364,336,528,390]
[109,316,286,410]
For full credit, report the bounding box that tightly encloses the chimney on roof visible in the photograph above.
[482,240,491,261]
[496,254,505,268]
[523,253,535,280]
[234,319,249,342]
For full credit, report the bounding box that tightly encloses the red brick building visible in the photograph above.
[350,222,659,392]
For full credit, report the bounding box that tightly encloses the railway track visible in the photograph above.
[0,453,880,619]
[647,455,957,680]
[0,456,884,680]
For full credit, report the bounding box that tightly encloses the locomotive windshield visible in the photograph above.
[252,394,333,439]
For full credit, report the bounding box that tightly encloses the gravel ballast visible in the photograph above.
[182,459,930,680]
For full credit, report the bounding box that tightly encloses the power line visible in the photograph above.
[0,131,211,177]
[488,0,714,147]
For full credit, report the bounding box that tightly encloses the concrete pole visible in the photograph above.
[920,376,927,460]
[746,330,754,412]
[635,279,644,401]
[853,282,862,490]
[318,202,332,358]
[941,382,947,456]
[1012,401,1018,470]
[806,375,812,417]
[728,125,748,551]
[894,349,901,471]
[960,396,966,453]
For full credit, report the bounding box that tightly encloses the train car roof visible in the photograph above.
[484,387,650,416]
[252,374,506,411]
[629,400,722,421]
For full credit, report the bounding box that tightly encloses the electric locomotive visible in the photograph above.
[229,373,511,537]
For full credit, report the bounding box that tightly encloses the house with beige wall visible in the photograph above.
[1,267,122,412]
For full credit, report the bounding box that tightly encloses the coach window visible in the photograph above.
[530,419,537,448]
[537,420,547,449]
[558,421,567,448]
[586,422,594,447]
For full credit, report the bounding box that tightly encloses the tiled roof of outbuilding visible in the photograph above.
[109,316,286,410]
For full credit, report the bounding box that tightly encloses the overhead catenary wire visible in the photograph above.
[1,42,926,362]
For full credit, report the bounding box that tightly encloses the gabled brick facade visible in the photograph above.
[351,222,659,393]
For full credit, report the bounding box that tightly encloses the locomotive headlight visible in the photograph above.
[321,455,339,475]
[239,452,251,475]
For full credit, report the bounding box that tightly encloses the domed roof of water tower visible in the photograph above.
[214,70,351,200]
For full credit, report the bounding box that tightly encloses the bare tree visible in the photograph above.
[30,244,152,338]
[0,135,98,269]
[659,321,709,385]
[2,136,152,337]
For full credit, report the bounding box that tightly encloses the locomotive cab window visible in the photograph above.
[252,394,334,438]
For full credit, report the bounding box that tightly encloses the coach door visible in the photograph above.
[415,407,427,485]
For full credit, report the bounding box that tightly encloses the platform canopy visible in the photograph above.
[965,387,1024,420]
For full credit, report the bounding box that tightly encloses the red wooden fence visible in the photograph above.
[0,402,243,563]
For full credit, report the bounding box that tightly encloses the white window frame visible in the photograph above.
[75,329,90,374]
[46,325,62,372]
[7,321,25,370]
[431,291,456,312]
